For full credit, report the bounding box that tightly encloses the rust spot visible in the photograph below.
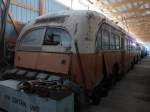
[61,59,66,64]
[18,56,21,61]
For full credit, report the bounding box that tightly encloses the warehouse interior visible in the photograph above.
[0,0,150,112]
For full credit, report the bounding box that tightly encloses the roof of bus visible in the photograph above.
[35,10,124,31]
[22,10,124,33]
[17,10,141,53]
[20,10,136,41]
[36,10,102,20]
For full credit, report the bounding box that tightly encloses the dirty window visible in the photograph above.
[43,28,71,48]
[96,28,102,50]
[131,41,136,51]
[124,38,128,50]
[110,33,116,50]
[128,40,130,51]
[116,35,120,50]
[20,28,45,46]
[102,29,110,50]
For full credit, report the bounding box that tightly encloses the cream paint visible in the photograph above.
[15,10,140,90]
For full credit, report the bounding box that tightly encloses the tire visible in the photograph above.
[130,61,134,70]
[74,94,80,112]
[91,88,101,105]
[0,108,8,112]
[111,64,119,86]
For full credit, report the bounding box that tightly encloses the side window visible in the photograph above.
[130,41,132,51]
[102,29,110,50]
[43,28,71,48]
[96,28,102,50]
[131,41,133,51]
[120,36,124,50]
[120,34,123,49]
[124,38,128,50]
[110,33,116,50]
[116,35,120,50]
[128,40,130,51]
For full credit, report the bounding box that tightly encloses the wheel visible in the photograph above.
[91,90,100,105]
[111,64,119,86]
[74,94,80,112]
[100,87,108,97]
[0,108,8,112]
[130,61,134,70]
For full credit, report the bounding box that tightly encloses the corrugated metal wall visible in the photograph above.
[0,0,21,49]
[10,0,69,23]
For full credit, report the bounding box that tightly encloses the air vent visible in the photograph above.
[35,15,69,24]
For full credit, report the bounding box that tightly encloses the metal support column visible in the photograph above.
[0,0,10,67]
[39,0,45,16]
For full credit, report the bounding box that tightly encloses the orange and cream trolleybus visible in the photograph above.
[2,10,142,105]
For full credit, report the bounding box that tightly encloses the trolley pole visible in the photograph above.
[0,0,10,67]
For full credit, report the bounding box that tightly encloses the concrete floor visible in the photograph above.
[81,56,150,112]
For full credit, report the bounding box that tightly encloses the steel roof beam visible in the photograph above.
[11,0,39,12]
[109,0,150,9]
[112,7,150,16]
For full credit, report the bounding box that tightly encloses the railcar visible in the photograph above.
[141,45,148,58]
[136,42,142,62]
[2,10,142,105]
[125,36,138,69]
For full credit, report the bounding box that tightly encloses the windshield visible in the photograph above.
[19,27,71,51]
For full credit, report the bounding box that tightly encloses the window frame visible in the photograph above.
[95,25,103,51]
[127,39,130,51]
[17,26,72,52]
[43,26,72,47]
[19,26,46,45]
[96,22,123,51]
[101,24,111,50]
[41,26,72,53]
[120,34,124,50]
[17,26,46,51]
[110,26,122,50]
[110,32,116,50]
[116,34,121,50]
[125,38,128,50]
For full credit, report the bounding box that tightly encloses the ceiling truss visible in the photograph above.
[95,0,150,43]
